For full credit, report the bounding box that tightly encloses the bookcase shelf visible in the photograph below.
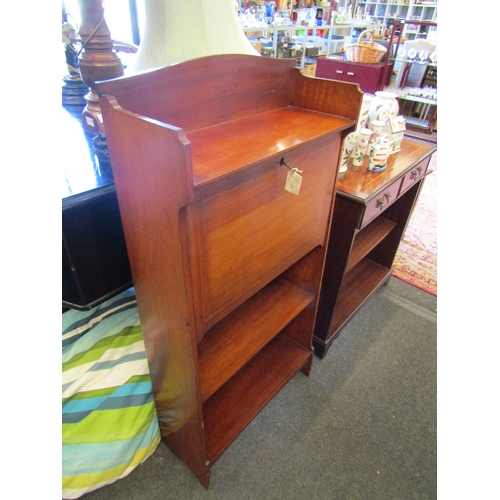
[198,277,314,403]
[346,217,397,272]
[333,258,392,333]
[203,332,310,464]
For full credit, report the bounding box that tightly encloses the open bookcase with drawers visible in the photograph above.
[313,137,436,358]
[97,54,362,487]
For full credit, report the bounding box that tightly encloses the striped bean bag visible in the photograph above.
[62,288,160,499]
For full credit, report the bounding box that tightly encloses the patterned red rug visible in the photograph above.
[392,151,437,296]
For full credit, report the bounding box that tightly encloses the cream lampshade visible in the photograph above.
[129,0,260,74]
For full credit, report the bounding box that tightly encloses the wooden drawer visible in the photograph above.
[358,179,401,229]
[399,158,429,195]
[315,58,392,94]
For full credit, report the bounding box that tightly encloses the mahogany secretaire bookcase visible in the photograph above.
[97,54,362,487]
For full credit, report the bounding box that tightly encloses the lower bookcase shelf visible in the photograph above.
[198,277,314,403]
[203,332,311,464]
[331,258,392,336]
[199,275,315,464]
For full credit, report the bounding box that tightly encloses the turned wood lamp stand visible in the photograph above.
[76,0,123,135]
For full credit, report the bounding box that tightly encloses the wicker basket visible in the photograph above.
[346,30,387,64]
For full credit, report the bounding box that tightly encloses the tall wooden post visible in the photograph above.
[77,0,123,135]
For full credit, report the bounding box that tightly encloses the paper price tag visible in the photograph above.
[285,168,303,195]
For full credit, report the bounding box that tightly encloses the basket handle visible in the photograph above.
[357,30,374,44]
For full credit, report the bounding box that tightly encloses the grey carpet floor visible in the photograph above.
[83,277,437,500]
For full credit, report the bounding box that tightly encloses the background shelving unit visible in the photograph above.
[239,1,378,71]
[242,22,369,70]
[389,19,438,133]
[240,1,436,77]
[353,0,437,39]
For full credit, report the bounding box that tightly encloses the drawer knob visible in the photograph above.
[376,193,391,210]
[347,72,355,76]
[410,166,423,180]
[336,70,343,74]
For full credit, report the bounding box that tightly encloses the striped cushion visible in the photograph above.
[62,288,160,499]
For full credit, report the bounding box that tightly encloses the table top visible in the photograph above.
[62,105,115,204]
[337,136,436,204]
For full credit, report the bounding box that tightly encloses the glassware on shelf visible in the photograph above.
[419,49,429,61]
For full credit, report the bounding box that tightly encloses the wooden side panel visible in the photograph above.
[189,134,339,337]
[313,194,361,347]
[288,68,364,122]
[97,55,295,133]
[99,96,209,483]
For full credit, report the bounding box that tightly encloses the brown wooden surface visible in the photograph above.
[98,54,362,487]
[198,278,314,403]
[329,259,392,334]
[345,217,397,273]
[336,138,436,203]
[400,160,430,195]
[99,95,208,481]
[97,55,295,133]
[280,245,332,356]
[289,68,363,121]
[203,333,311,464]
[188,133,341,337]
[311,194,360,348]
[187,107,352,188]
